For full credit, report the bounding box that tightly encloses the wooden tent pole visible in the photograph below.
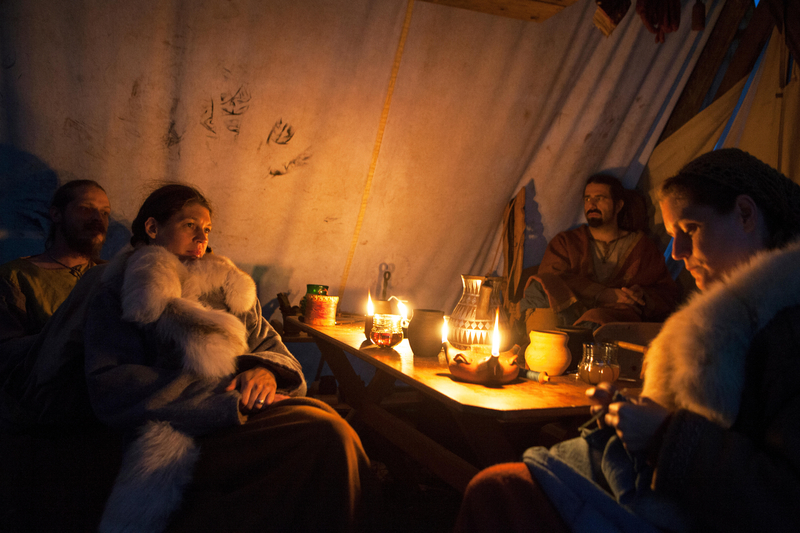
[657,0,753,144]
[712,0,775,102]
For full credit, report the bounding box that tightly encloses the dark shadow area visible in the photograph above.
[522,179,549,270]
[0,144,58,264]
[101,220,131,261]
[0,144,130,264]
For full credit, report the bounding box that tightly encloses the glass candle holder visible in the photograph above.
[365,300,394,341]
[370,314,403,348]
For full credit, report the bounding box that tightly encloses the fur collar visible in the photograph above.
[104,245,257,378]
[99,245,259,533]
[643,240,800,428]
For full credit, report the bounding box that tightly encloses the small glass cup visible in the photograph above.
[578,342,616,385]
[370,314,403,348]
[598,342,620,382]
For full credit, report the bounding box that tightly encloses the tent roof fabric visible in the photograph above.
[0,0,726,318]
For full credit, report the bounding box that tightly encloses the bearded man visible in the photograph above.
[0,180,111,353]
[520,174,678,331]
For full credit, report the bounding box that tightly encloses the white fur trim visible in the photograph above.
[99,422,199,533]
[118,247,256,378]
[121,247,186,324]
[104,246,259,532]
[643,240,800,427]
[184,254,257,315]
[157,298,245,378]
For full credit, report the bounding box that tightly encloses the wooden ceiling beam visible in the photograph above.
[657,0,753,144]
[418,0,580,22]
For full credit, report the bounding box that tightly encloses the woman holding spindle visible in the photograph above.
[455,149,800,532]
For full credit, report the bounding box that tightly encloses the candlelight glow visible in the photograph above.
[367,292,374,316]
[442,317,449,343]
[491,309,500,356]
[397,300,408,322]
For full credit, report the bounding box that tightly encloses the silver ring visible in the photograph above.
[255,399,265,405]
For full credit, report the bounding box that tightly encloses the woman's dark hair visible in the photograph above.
[46,179,107,248]
[659,148,800,249]
[130,183,212,246]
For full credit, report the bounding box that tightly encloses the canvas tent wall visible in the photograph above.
[0,0,728,321]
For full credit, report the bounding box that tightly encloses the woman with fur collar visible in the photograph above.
[455,149,800,533]
[84,184,370,533]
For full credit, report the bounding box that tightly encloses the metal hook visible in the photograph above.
[381,271,391,300]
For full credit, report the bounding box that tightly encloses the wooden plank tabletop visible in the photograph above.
[286,316,639,422]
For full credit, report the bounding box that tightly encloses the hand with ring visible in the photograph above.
[226,366,279,413]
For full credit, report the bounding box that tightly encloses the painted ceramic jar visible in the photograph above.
[448,275,509,351]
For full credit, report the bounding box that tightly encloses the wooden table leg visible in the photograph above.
[314,339,479,492]
[363,368,397,405]
[313,339,368,408]
[356,403,479,492]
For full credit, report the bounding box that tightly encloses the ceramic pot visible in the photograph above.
[524,330,572,376]
[407,309,444,358]
[448,275,509,351]
[448,345,519,385]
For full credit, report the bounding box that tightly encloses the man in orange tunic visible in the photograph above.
[520,174,679,330]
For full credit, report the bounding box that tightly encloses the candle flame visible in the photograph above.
[397,300,408,321]
[367,291,374,316]
[442,317,449,343]
[491,309,500,356]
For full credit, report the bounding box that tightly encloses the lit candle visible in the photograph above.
[364,292,375,341]
[389,296,410,329]
[491,309,500,356]
[397,300,409,327]
[440,317,449,363]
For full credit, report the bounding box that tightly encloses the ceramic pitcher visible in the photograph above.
[448,275,509,350]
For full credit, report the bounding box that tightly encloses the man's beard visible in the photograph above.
[586,210,603,228]
[61,222,107,261]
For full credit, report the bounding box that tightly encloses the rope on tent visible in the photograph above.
[337,0,416,301]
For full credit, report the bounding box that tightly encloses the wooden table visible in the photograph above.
[286,316,628,492]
